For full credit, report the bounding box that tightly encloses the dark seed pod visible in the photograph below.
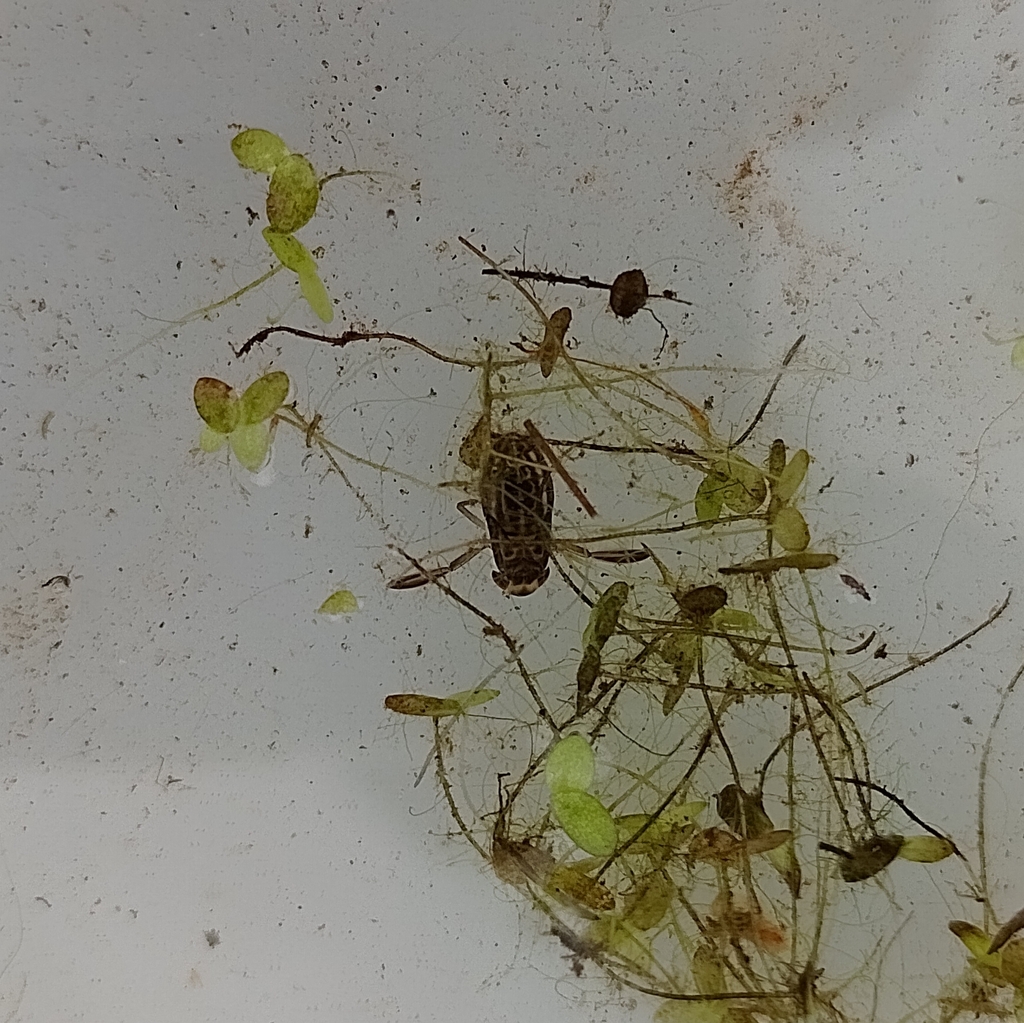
[677,584,728,621]
[820,835,904,882]
[609,269,649,319]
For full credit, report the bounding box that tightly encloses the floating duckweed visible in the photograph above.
[231,128,290,173]
[715,456,767,514]
[240,371,289,423]
[546,733,596,793]
[262,228,333,323]
[550,789,617,857]
[897,834,955,863]
[266,153,320,234]
[317,589,360,615]
[193,371,288,471]
[774,448,810,503]
[1013,338,1024,371]
[193,377,240,435]
[770,504,811,552]
[693,474,726,525]
[999,939,1024,986]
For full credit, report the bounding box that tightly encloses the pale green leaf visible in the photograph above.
[775,448,809,503]
[551,789,617,856]
[297,264,334,323]
[266,153,320,233]
[694,474,725,526]
[262,228,316,274]
[771,505,811,552]
[194,377,239,434]
[546,734,596,793]
[654,999,727,1023]
[716,456,767,514]
[240,370,290,424]
[711,608,761,632]
[231,128,289,173]
[199,426,229,453]
[229,421,271,471]
[317,589,360,615]
[1012,338,1024,371]
[897,835,955,863]
[447,688,499,711]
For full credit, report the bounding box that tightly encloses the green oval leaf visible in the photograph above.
[240,370,290,424]
[897,835,955,863]
[694,474,725,526]
[229,421,271,471]
[231,129,289,173]
[448,688,499,711]
[317,589,360,615]
[775,448,809,503]
[262,228,316,273]
[771,505,810,552]
[546,734,596,793]
[297,264,334,323]
[199,425,229,453]
[266,153,320,234]
[551,789,617,856]
[1012,338,1024,371]
[716,457,767,514]
[194,377,240,434]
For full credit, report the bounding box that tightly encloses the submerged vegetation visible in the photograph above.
[186,129,1024,1022]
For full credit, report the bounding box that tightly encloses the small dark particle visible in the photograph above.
[41,575,71,589]
[873,643,888,660]
[839,574,870,601]
[204,928,221,948]
[245,206,259,225]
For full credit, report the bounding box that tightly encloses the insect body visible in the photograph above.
[480,432,555,596]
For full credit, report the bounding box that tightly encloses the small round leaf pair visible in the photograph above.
[194,371,290,472]
[546,734,616,857]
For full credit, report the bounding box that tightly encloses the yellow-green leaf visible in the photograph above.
[297,264,334,323]
[897,835,955,863]
[716,457,767,514]
[551,790,617,856]
[654,1000,727,1023]
[775,449,809,503]
[199,425,229,453]
[318,589,360,615]
[546,734,596,793]
[949,920,1002,968]
[262,228,316,273]
[229,421,271,471]
[694,474,725,526]
[240,371,290,424]
[266,153,320,234]
[711,608,761,632]
[194,377,239,434]
[231,128,289,173]
[1012,338,1024,371]
[448,687,499,711]
[771,505,811,552]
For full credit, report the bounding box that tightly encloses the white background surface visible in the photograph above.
[4,1,1024,1020]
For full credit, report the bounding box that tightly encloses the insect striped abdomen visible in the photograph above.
[480,433,554,596]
